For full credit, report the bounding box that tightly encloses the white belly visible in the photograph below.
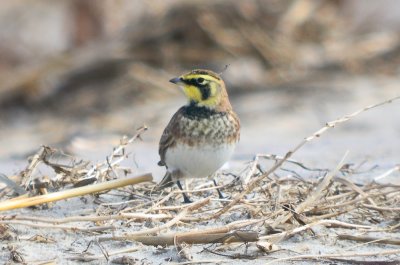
[165,143,235,178]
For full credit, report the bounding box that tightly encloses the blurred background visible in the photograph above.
[0,0,399,182]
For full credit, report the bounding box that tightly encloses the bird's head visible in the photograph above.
[169,69,231,111]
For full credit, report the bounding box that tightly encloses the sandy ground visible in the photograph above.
[0,74,399,264]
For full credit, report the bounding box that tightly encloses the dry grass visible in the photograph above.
[0,96,399,264]
[2,0,400,113]
[1,1,400,264]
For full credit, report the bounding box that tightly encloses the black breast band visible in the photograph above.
[183,103,224,120]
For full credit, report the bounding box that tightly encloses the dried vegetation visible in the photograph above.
[1,0,400,114]
[1,97,399,264]
[0,0,400,264]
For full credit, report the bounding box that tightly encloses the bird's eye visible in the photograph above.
[197,77,205,84]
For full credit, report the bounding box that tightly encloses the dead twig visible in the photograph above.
[99,197,211,241]
[265,248,400,264]
[0,212,173,224]
[260,219,376,243]
[69,246,140,262]
[362,204,400,212]
[0,221,114,232]
[334,176,377,206]
[374,165,400,181]
[271,151,348,228]
[0,173,153,211]
[338,234,400,246]
[132,231,258,246]
[211,95,400,219]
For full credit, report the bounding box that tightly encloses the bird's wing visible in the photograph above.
[158,107,184,167]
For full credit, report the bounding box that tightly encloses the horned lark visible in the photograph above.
[157,69,240,202]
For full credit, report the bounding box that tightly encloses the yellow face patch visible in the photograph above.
[170,70,224,108]
[183,85,203,103]
[179,74,221,107]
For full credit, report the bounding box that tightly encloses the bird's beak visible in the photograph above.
[169,77,182,84]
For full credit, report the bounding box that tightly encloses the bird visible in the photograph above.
[157,69,240,203]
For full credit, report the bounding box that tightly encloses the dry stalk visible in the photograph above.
[20,146,48,188]
[0,212,173,224]
[175,259,228,264]
[0,173,152,211]
[100,197,211,241]
[133,231,258,246]
[374,165,400,181]
[82,126,148,182]
[322,183,394,202]
[69,246,140,262]
[315,189,400,211]
[362,204,400,212]
[260,219,376,243]
[271,151,348,228]
[337,234,400,246]
[334,177,377,206]
[0,221,114,232]
[144,190,181,213]
[308,211,348,221]
[265,248,400,264]
[211,95,400,219]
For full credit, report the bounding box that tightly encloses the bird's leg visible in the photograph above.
[213,179,226,199]
[176,180,192,203]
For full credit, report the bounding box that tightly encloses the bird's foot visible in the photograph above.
[182,192,193,204]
